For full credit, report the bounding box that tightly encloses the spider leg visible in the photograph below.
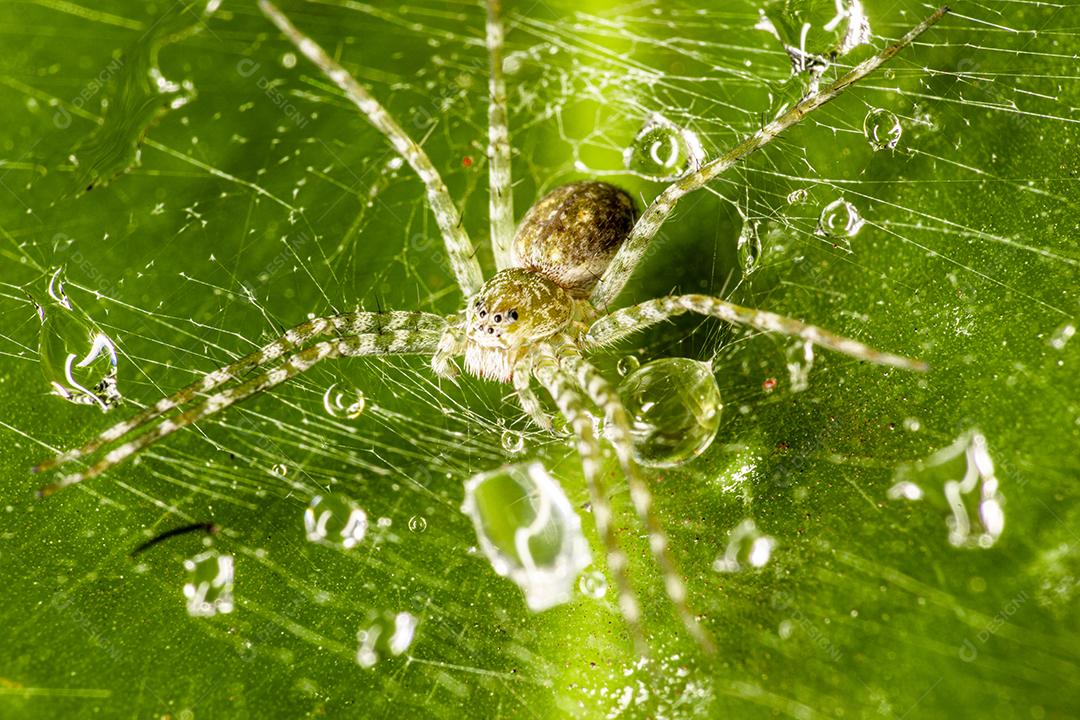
[34,311,445,475]
[485,0,515,269]
[589,6,951,307]
[431,319,466,379]
[585,294,928,372]
[36,329,441,497]
[259,0,485,298]
[511,353,555,433]
[530,347,648,655]
[554,343,715,653]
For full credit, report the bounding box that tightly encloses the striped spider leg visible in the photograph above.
[485,0,516,269]
[36,314,446,496]
[590,5,951,308]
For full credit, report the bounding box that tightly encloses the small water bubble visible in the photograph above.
[618,358,722,468]
[713,519,775,573]
[903,417,922,432]
[737,218,763,275]
[322,383,366,419]
[1050,323,1075,350]
[461,462,591,611]
[407,515,428,533]
[304,494,368,549]
[887,481,924,501]
[183,551,234,616]
[616,355,641,377]
[892,429,1004,549]
[356,611,418,669]
[500,430,525,454]
[863,108,902,151]
[786,188,809,205]
[35,268,121,411]
[578,570,608,599]
[815,198,864,248]
[271,463,288,477]
[883,68,896,81]
[785,341,815,393]
[623,114,705,182]
[281,52,297,69]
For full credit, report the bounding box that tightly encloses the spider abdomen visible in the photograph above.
[511,181,636,298]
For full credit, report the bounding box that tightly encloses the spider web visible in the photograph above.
[0,0,1078,717]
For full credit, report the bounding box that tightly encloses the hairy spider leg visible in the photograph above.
[555,344,716,653]
[531,349,647,655]
[34,311,446,475]
[585,294,928,371]
[485,0,515,269]
[259,0,485,298]
[37,330,442,497]
[511,354,555,433]
[590,6,951,307]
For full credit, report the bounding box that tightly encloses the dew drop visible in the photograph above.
[271,463,288,477]
[616,355,641,377]
[617,358,722,468]
[578,570,608,599]
[887,480,924,501]
[863,108,902,151]
[892,429,1004,549]
[356,611,418,669]
[304,494,368,549]
[35,268,121,411]
[785,341,815,393]
[786,188,809,205]
[183,551,234,617]
[1050,323,1075,350]
[713,519,775,573]
[501,429,525,454]
[281,52,297,69]
[461,462,591,611]
[322,383,366,419]
[737,218,763,275]
[623,114,705,182]
[815,198,864,248]
[407,515,428,533]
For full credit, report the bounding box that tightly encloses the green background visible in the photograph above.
[0,0,1077,717]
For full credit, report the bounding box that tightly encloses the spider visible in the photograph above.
[34,0,947,653]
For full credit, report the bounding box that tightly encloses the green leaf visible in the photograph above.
[1,1,1077,717]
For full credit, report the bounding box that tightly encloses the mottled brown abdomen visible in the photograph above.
[511,181,636,298]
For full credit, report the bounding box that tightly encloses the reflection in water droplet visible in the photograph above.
[863,108,902,151]
[892,429,1004,549]
[407,515,428,533]
[618,358,722,468]
[36,268,121,411]
[304,494,368,549]
[713,519,775,573]
[737,218,763,275]
[1050,323,1075,350]
[461,462,591,611]
[501,430,525,454]
[183,551,234,616]
[623,114,705,182]
[785,341,816,393]
[815,198,864,248]
[271,463,288,477]
[616,355,641,377]
[322,383,366,419]
[578,570,608,599]
[356,611,418,669]
[757,0,870,94]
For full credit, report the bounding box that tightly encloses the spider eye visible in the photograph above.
[479,310,487,318]
[493,314,502,323]
[487,327,494,334]
[509,310,518,321]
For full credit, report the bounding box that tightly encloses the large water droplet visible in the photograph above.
[616,355,641,377]
[322,383,366,419]
[356,611,418,669]
[304,494,368,549]
[183,551,234,616]
[863,108,902,151]
[892,429,1004,549]
[501,430,525,454]
[713,519,775,573]
[623,114,705,182]
[35,268,121,410]
[758,0,871,89]
[617,358,722,467]
[461,462,591,611]
[815,198,864,249]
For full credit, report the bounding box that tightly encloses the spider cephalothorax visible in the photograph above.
[34,0,947,654]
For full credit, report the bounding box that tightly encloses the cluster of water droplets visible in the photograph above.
[183,550,235,617]
[623,114,706,182]
[889,429,1005,549]
[713,519,775,573]
[304,494,369,550]
[34,267,121,411]
[356,611,419,669]
[616,358,723,468]
[460,462,591,611]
